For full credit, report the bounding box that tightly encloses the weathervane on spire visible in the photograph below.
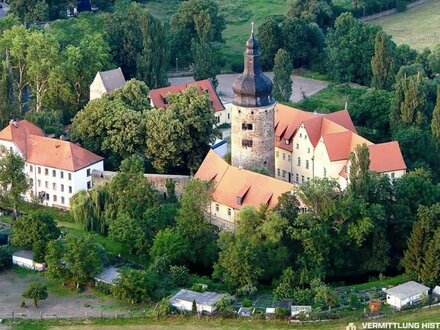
[251,22,254,34]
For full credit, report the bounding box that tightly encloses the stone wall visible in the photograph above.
[92,170,190,196]
[231,103,275,176]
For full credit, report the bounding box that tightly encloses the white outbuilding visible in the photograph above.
[12,250,45,272]
[384,281,429,309]
[169,289,227,315]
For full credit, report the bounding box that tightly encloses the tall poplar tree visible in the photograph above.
[191,11,220,87]
[0,54,18,127]
[273,48,293,103]
[420,229,440,288]
[371,31,396,91]
[392,72,426,129]
[431,85,440,144]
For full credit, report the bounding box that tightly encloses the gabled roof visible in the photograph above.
[0,120,103,171]
[150,79,225,112]
[96,67,126,94]
[195,150,294,210]
[274,104,407,174]
[368,142,406,173]
[0,120,45,157]
[169,289,226,306]
[384,281,429,299]
[13,250,34,260]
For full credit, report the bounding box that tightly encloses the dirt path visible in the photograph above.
[170,73,329,104]
[0,270,133,320]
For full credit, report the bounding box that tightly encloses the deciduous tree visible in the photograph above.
[22,282,48,308]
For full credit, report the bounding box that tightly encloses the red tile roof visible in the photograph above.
[0,120,103,171]
[195,150,294,210]
[368,142,406,172]
[150,79,225,112]
[274,104,407,173]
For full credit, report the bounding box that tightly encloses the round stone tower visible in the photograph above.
[231,24,275,176]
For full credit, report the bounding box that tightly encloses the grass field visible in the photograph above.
[370,0,440,50]
[9,305,440,330]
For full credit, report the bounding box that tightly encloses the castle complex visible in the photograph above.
[195,27,407,226]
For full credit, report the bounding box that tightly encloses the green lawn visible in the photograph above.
[342,274,410,291]
[9,305,440,330]
[292,84,367,113]
[370,0,440,50]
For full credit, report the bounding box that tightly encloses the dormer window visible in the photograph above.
[163,97,168,105]
[237,196,243,205]
[285,139,289,145]
[276,136,280,142]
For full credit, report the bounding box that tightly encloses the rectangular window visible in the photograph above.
[37,180,41,187]
[302,175,304,182]
[30,165,33,172]
[296,174,299,182]
[324,167,327,178]
[242,139,253,148]
[53,195,57,202]
[45,181,48,189]
[45,193,49,201]
[87,181,92,189]
[87,168,91,177]
[391,172,395,179]
[68,173,72,180]
[52,170,56,177]
[215,204,219,212]
[282,170,286,178]
[306,160,309,169]
[52,183,56,191]
[69,186,72,194]
[282,153,286,160]
[30,178,33,185]
[217,116,220,123]
[38,167,41,174]
[227,208,231,216]
[304,135,307,140]
[45,168,48,175]
[296,143,299,150]
[307,147,311,154]
[300,133,302,138]
[61,196,65,205]
[60,171,64,179]
[297,157,301,166]
[276,151,279,158]
[277,168,281,176]
[242,123,253,130]
[288,155,291,162]
[61,184,64,192]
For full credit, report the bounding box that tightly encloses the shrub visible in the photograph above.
[169,265,190,287]
[241,298,252,308]
[154,298,173,319]
[236,284,257,298]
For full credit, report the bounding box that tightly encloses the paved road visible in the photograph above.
[169,72,329,104]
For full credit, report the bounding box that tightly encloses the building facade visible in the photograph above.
[90,67,126,101]
[195,150,295,229]
[0,120,104,209]
[274,104,406,188]
[231,28,275,175]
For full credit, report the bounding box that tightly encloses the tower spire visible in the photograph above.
[251,22,254,35]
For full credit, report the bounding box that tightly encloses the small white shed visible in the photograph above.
[384,281,429,309]
[291,305,312,317]
[12,250,45,272]
[169,289,226,315]
[432,286,440,302]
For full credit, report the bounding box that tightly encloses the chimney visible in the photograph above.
[59,135,65,140]
[9,119,18,128]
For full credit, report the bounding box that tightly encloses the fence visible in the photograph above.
[0,309,141,321]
